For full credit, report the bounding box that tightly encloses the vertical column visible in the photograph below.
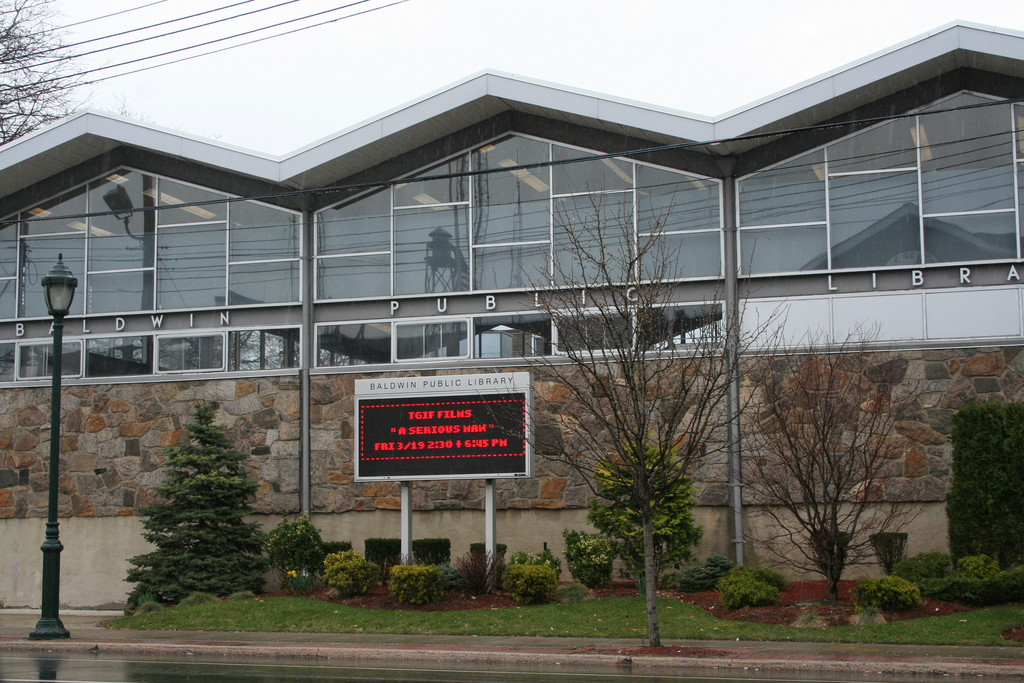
[300,203,314,513]
[485,479,496,557]
[401,482,412,561]
[722,174,745,566]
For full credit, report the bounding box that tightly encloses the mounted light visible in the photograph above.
[41,254,78,316]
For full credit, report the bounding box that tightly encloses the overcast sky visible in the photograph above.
[52,0,1024,155]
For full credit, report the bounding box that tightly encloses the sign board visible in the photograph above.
[354,372,532,481]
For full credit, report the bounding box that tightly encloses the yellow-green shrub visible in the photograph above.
[388,564,447,604]
[853,576,921,612]
[502,564,557,604]
[323,550,379,597]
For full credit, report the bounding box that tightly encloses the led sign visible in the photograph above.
[354,372,532,481]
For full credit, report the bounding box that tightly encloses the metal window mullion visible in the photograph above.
[824,146,833,271]
[1012,104,1022,260]
[916,115,927,266]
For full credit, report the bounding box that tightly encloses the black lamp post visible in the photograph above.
[29,254,77,640]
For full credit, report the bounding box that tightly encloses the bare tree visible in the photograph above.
[743,336,919,601]
[0,0,80,145]
[525,193,755,647]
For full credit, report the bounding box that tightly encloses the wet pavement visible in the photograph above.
[1,609,1022,679]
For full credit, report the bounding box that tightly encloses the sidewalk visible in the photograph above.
[2,609,1023,678]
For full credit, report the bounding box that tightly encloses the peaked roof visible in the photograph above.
[1,21,1022,198]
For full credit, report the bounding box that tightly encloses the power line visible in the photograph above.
[57,0,170,31]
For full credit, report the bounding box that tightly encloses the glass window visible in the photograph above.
[924,212,1017,263]
[230,202,299,261]
[738,151,826,226]
[157,224,226,309]
[642,231,722,280]
[920,95,1014,213]
[88,271,154,313]
[20,187,87,235]
[395,206,470,295]
[317,323,390,366]
[87,170,156,271]
[20,236,85,317]
[395,321,468,360]
[638,304,723,351]
[827,119,918,173]
[0,279,15,319]
[553,193,632,285]
[829,172,920,269]
[228,328,299,370]
[473,315,550,358]
[637,166,719,233]
[156,179,227,225]
[552,145,632,194]
[473,243,549,290]
[18,341,81,379]
[473,137,551,244]
[0,342,14,380]
[229,262,299,305]
[394,157,468,207]
[157,335,224,372]
[556,313,629,353]
[0,219,18,278]
[740,225,828,274]
[318,191,390,255]
[317,254,390,300]
[1016,104,1024,158]
[86,336,152,376]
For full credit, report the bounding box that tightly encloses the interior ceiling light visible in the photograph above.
[911,124,933,162]
[105,173,130,185]
[602,159,634,185]
[414,192,441,206]
[27,207,52,218]
[812,163,826,181]
[478,144,496,153]
[145,189,217,220]
[498,159,549,192]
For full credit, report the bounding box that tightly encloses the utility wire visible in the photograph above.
[58,0,170,31]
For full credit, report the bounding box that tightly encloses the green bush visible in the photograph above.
[435,563,466,589]
[556,582,593,603]
[508,549,562,581]
[918,567,1024,605]
[678,553,736,592]
[137,599,163,613]
[562,530,615,589]
[226,591,254,601]
[469,542,507,557]
[502,564,558,604]
[322,541,352,556]
[717,567,780,610]
[412,538,451,566]
[267,513,325,588]
[948,402,1024,567]
[364,538,402,568]
[891,552,951,583]
[178,591,216,607]
[749,567,787,591]
[956,554,1000,579]
[870,532,909,575]
[388,564,448,605]
[853,576,922,612]
[323,550,380,597]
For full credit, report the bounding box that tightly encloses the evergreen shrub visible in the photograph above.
[503,564,558,604]
[869,532,909,575]
[508,549,562,580]
[364,538,402,568]
[412,538,451,565]
[322,541,352,556]
[853,576,922,612]
[918,567,1024,605]
[323,550,380,597]
[678,554,736,592]
[717,567,781,610]
[891,552,952,583]
[469,542,507,557]
[267,513,325,587]
[562,530,614,588]
[388,565,447,604]
[956,554,1000,579]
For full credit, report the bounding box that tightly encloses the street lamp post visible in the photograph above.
[29,254,77,640]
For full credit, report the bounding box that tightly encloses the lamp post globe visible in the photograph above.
[29,254,77,640]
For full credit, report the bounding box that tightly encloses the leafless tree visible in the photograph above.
[743,336,919,601]
[523,193,761,647]
[0,0,80,145]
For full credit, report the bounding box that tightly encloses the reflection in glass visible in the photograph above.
[829,172,920,269]
[637,166,719,233]
[158,335,224,372]
[318,191,390,255]
[0,219,18,277]
[827,119,917,173]
[229,262,299,305]
[395,206,469,295]
[473,136,550,244]
[553,193,632,285]
[18,342,81,378]
[924,212,1017,263]
[20,187,87,235]
[88,170,156,271]
[474,243,548,290]
[738,151,826,226]
[394,157,468,207]
[557,314,629,353]
[229,328,299,370]
[229,203,299,261]
[552,145,632,194]
[317,254,390,300]
[474,315,550,358]
[86,336,152,376]
[157,224,226,309]
[638,304,723,351]
[920,95,1014,214]
[740,225,828,274]
[642,231,721,280]
[88,271,154,313]
[156,179,227,224]
[396,321,467,360]
[0,278,15,319]
[0,342,12,380]
[20,236,85,317]
[318,323,390,366]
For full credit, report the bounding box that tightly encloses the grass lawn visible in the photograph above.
[108,596,1024,647]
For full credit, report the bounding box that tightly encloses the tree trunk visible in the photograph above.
[642,516,660,647]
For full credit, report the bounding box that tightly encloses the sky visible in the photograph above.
[50,0,1024,155]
